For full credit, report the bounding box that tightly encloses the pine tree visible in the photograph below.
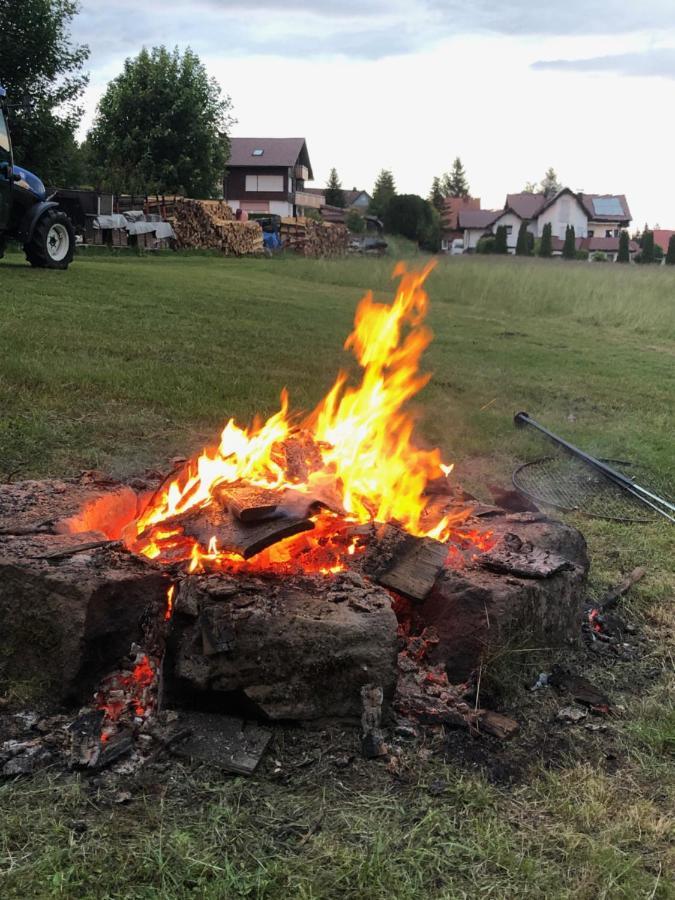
[515,222,530,256]
[641,230,655,264]
[494,225,508,254]
[445,157,470,198]
[562,224,576,259]
[370,169,396,218]
[540,167,562,199]
[325,168,345,207]
[617,230,630,263]
[666,234,675,265]
[428,176,445,213]
[538,222,552,257]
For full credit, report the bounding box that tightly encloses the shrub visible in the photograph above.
[494,225,508,254]
[617,229,630,263]
[592,251,608,262]
[345,209,365,233]
[640,230,655,264]
[666,234,675,265]
[476,236,496,254]
[538,222,552,257]
[575,248,589,260]
[515,222,530,256]
[562,225,576,260]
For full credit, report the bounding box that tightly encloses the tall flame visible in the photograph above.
[135,262,463,565]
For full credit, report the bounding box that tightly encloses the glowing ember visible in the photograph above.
[132,262,489,571]
[96,651,159,741]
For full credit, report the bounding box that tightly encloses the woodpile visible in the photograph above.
[158,197,263,255]
[280,217,349,257]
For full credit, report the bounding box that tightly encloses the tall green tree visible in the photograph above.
[88,46,233,196]
[538,222,553,257]
[540,167,562,199]
[0,0,89,185]
[444,157,470,198]
[617,229,630,263]
[494,225,508,254]
[515,222,530,256]
[562,224,576,259]
[384,193,439,251]
[666,234,675,265]
[325,168,345,207]
[370,169,396,218]
[640,230,655,264]
[428,176,445,213]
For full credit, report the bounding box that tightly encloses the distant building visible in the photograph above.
[303,187,372,213]
[224,137,323,217]
[653,229,675,255]
[448,188,636,260]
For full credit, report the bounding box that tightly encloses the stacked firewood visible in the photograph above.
[280,217,349,257]
[168,198,263,255]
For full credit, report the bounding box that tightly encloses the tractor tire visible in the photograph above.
[24,209,75,270]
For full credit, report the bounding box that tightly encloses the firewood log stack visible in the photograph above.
[169,199,263,255]
[280,217,349,257]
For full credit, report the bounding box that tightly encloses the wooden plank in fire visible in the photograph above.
[478,533,569,579]
[180,503,314,559]
[219,485,283,522]
[363,523,448,601]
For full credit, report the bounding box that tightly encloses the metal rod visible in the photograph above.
[514,411,675,522]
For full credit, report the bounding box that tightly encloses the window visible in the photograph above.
[505,225,513,235]
[245,174,283,193]
[605,229,613,238]
[588,229,594,237]
[252,149,264,156]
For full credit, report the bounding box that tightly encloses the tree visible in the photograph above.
[428,176,445,213]
[444,157,470,198]
[640,230,655,264]
[384,194,437,248]
[538,222,553,257]
[562,225,576,260]
[666,234,675,265]
[0,0,89,185]
[523,181,539,194]
[494,225,508,254]
[325,168,345,207]
[515,222,530,256]
[370,169,396,218]
[540,167,562,199]
[88,46,233,196]
[345,209,365,233]
[617,229,630,263]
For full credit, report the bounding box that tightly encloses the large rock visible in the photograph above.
[410,513,589,680]
[166,571,398,722]
[0,532,168,703]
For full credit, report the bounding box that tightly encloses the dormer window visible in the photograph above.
[252,149,264,157]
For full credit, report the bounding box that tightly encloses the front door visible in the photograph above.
[0,110,12,230]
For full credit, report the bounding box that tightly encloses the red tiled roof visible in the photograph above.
[505,192,546,219]
[653,229,675,252]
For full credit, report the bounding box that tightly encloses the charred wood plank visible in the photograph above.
[219,485,282,522]
[478,532,569,578]
[180,504,314,559]
[601,566,646,611]
[361,524,447,600]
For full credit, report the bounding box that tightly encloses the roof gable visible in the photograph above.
[227,138,313,179]
[536,187,588,219]
[505,192,546,219]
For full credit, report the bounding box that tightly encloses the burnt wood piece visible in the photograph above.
[167,571,398,722]
[601,566,646,611]
[178,504,314,559]
[0,532,168,705]
[478,532,569,579]
[219,485,282,522]
[549,666,611,708]
[475,710,519,740]
[30,539,122,561]
[170,712,272,774]
[357,523,447,601]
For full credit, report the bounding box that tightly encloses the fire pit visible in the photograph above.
[0,263,588,771]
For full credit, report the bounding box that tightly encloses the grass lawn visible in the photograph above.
[0,248,673,898]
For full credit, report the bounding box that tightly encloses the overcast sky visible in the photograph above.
[73,0,675,228]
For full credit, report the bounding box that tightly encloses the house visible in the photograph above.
[303,187,372,212]
[451,187,634,259]
[224,137,323,217]
[653,229,675,255]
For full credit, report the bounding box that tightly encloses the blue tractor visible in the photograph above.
[0,85,75,268]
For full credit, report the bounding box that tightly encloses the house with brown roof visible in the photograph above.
[224,137,323,217]
[451,187,634,259]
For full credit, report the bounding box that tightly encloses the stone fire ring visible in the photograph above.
[0,474,588,722]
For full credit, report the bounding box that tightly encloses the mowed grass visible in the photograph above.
[0,249,674,899]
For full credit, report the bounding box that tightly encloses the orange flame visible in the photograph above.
[134,262,470,568]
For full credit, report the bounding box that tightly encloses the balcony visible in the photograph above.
[294,190,324,209]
